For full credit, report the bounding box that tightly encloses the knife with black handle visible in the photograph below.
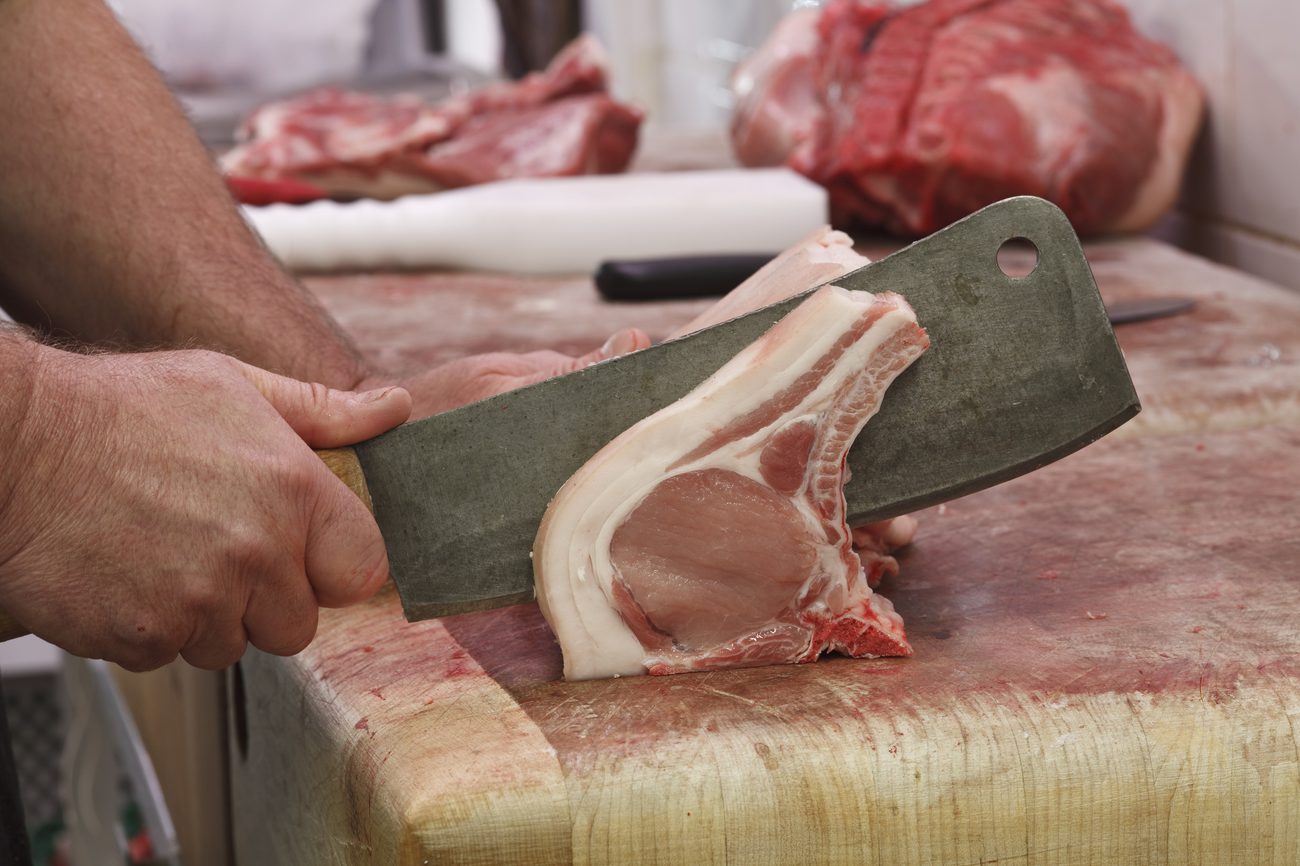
[596,252,1195,325]
[595,254,774,301]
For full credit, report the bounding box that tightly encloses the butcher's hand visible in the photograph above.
[0,345,411,672]
[371,328,652,418]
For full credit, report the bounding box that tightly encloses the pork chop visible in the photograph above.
[533,285,929,680]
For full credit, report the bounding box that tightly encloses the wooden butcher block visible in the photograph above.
[231,240,1300,865]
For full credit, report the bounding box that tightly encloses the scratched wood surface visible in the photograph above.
[230,239,1300,865]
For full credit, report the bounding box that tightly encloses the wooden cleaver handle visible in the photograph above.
[0,448,375,644]
[315,447,375,514]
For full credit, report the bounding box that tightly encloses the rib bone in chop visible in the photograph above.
[534,286,929,680]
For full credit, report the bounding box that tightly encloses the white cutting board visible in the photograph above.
[241,169,828,274]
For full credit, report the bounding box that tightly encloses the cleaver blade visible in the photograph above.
[352,196,1140,621]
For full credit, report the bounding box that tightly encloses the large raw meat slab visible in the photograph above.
[534,287,928,679]
[732,0,1204,236]
[222,35,642,203]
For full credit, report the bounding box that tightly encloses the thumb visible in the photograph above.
[239,364,413,448]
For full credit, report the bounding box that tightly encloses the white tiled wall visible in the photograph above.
[1124,0,1300,290]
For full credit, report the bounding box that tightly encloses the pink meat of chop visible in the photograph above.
[534,273,928,680]
[731,0,1204,236]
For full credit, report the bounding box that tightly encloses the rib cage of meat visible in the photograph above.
[533,286,929,680]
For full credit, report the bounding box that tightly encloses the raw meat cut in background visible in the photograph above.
[222,34,642,204]
[533,284,929,680]
[731,0,1204,236]
[417,95,641,189]
[729,7,824,171]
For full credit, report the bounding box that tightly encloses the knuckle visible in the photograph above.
[284,458,323,498]
[183,577,227,618]
[223,522,279,577]
[304,381,334,412]
[259,452,320,505]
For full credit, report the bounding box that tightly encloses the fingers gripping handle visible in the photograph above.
[0,448,373,644]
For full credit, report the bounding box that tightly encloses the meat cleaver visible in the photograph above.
[336,195,1139,620]
[0,196,1138,640]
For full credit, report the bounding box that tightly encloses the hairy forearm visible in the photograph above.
[0,0,366,388]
